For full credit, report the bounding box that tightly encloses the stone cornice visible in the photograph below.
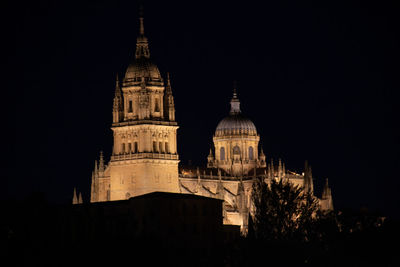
[112,120,178,128]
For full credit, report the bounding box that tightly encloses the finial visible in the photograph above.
[135,4,150,59]
[166,72,172,90]
[229,81,241,114]
[139,5,145,35]
[78,192,83,204]
[72,187,78,204]
[99,151,105,172]
[114,74,122,101]
[233,80,238,98]
[322,178,332,200]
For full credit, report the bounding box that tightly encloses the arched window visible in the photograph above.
[122,143,126,154]
[220,147,225,161]
[249,146,254,160]
[159,142,163,153]
[128,143,132,153]
[233,145,240,155]
[134,142,138,153]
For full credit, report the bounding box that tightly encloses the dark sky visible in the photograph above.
[5,0,400,218]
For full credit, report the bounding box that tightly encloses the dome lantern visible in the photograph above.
[215,84,257,137]
[124,7,162,83]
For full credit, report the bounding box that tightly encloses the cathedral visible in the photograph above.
[83,12,334,234]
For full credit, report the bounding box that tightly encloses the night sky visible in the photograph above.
[5,0,400,218]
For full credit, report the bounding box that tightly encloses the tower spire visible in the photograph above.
[99,151,105,172]
[78,192,83,204]
[164,72,175,121]
[233,80,238,99]
[322,178,334,210]
[139,5,145,36]
[166,72,172,93]
[72,188,78,204]
[135,5,150,59]
[115,72,119,88]
[113,73,123,123]
[303,160,314,193]
[230,81,241,114]
[322,178,332,199]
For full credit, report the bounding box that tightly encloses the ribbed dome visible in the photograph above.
[215,85,257,137]
[215,114,257,136]
[125,58,162,81]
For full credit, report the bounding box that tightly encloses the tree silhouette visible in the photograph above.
[251,177,319,241]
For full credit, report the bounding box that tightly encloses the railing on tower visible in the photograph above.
[111,152,178,161]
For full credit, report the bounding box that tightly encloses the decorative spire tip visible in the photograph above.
[233,80,238,98]
[139,5,145,35]
[230,81,241,114]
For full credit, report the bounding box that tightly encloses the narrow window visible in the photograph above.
[220,147,225,161]
[122,143,126,154]
[128,100,133,113]
[165,142,169,153]
[249,146,254,160]
[153,141,157,152]
[159,142,163,153]
[134,142,138,153]
[154,98,160,112]
[128,143,132,153]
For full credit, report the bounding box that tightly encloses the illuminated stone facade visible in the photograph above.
[88,13,334,234]
[179,93,333,234]
[90,15,179,202]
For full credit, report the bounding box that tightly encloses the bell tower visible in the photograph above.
[91,10,180,202]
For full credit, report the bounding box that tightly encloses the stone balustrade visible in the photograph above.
[111,152,179,161]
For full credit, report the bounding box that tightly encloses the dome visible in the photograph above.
[125,58,162,81]
[215,114,257,136]
[215,86,257,137]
